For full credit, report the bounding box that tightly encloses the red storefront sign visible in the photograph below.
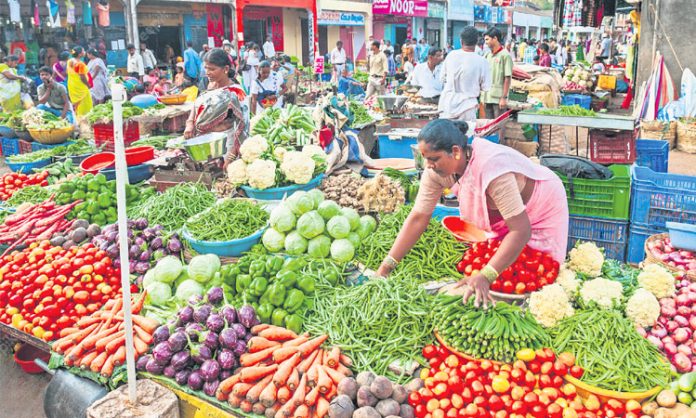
[372,0,428,18]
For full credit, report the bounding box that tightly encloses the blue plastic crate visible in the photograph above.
[378,134,418,159]
[636,139,669,173]
[666,222,696,252]
[31,140,74,152]
[1,137,20,156]
[567,215,628,261]
[627,222,664,264]
[562,94,592,110]
[432,204,460,221]
[630,166,696,229]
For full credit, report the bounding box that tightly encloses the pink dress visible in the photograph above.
[453,138,569,262]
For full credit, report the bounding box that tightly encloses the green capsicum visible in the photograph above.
[222,265,239,288]
[249,260,266,278]
[297,276,315,294]
[237,258,252,274]
[283,289,305,313]
[265,256,285,275]
[284,314,303,333]
[324,269,339,286]
[265,283,286,306]
[257,303,274,323]
[249,276,269,297]
[276,270,298,288]
[282,257,307,272]
[235,274,252,294]
[271,308,288,327]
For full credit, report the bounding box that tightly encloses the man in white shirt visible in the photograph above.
[330,41,347,82]
[126,44,144,79]
[263,36,276,59]
[410,47,444,100]
[140,42,157,71]
[599,34,612,59]
[438,27,491,121]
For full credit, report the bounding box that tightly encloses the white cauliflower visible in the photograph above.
[247,159,277,190]
[567,242,605,277]
[625,288,660,328]
[637,264,676,299]
[274,146,289,162]
[240,135,269,163]
[302,144,325,158]
[280,151,315,185]
[579,277,623,309]
[226,159,248,186]
[556,265,580,297]
[528,284,575,328]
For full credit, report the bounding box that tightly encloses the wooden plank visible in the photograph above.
[0,322,51,352]
[517,112,637,131]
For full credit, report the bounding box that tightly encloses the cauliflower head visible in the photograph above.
[281,151,316,185]
[625,288,660,328]
[567,242,604,277]
[637,264,676,299]
[240,135,269,163]
[247,159,277,190]
[528,284,575,328]
[274,146,289,162]
[302,144,325,158]
[556,265,580,297]
[579,277,623,309]
[226,159,248,186]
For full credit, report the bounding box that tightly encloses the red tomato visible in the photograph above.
[570,365,584,379]
[502,281,514,294]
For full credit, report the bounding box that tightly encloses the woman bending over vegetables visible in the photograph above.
[376,119,568,308]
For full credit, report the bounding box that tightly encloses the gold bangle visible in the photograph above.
[383,255,399,269]
[481,265,499,283]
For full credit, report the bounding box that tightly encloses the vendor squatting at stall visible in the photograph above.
[377,120,569,307]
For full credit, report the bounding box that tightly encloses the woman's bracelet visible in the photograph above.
[480,264,499,283]
[383,255,399,269]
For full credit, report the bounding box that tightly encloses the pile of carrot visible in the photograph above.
[216,324,353,418]
[51,292,159,377]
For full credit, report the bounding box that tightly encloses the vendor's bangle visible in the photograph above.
[383,255,399,269]
[481,265,499,283]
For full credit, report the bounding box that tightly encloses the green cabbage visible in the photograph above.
[286,191,315,216]
[174,267,190,288]
[262,228,286,252]
[154,256,183,284]
[307,189,325,208]
[327,216,351,239]
[145,281,172,306]
[188,254,219,283]
[347,232,361,250]
[142,269,156,289]
[296,210,326,239]
[341,207,361,231]
[356,215,378,239]
[270,205,296,232]
[307,235,331,258]
[330,239,355,263]
[174,279,204,303]
[285,231,308,255]
[317,200,341,221]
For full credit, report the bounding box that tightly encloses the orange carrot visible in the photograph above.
[281,335,309,348]
[79,350,99,369]
[52,337,75,354]
[131,291,146,314]
[259,381,278,407]
[259,326,298,342]
[272,346,300,364]
[131,315,158,334]
[277,386,291,404]
[294,404,310,418]
[316,366,332,393]
[287,368,300,391]
[307,365,319,385]
[339,353,352,367]
[104,333,126,354]
[240,364,279,383]
[326,347,340,368]
[324,384,337,400]
[90,351,108,373]
[297,349,319,374]
[248,336,281,353]
[104,297,123,328]
[240,345,280,367]
[304,384,321,406]
[275,398,297,418]
[232,382,255,398]
[133,335,150,355]
[112,345,126,366]
[70,323,100,344]
[81,324,120,350]
[65,343,85,363]
[323,365,347,385]
[228,394,243,408]
[133,325,153,345]
[75,316,101,328]
[251,323,271,334]
[291,374,309,407]
[297,335,328,357]
[219,374,241,396]
[309,349,324,374]
[95,329,124,352]
[59,327,80,338]
[100,354,115,377]
[316,397,330,418]
[246,374,274,403]
[273,353,302,387]
[335,363,353,376]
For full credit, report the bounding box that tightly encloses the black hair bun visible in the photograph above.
[452,120,469,136]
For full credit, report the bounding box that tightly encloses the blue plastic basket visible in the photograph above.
[378,134,418,159]
[31,140,74,152]
[320,73,332,82]
[100,163,154,184]
[627,222,664,264]
[567,215,628,261]
[6,158,52,173]
[182,226,266,257]
[630,166,696,229]
[241,174,324,200]
[562,94,592,110]
[666,222,696,252]
[636,139,669,173]
[0,126,16,138]
[432,205,460,221]
[1,137,20,156]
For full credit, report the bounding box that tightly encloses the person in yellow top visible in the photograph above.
[0,55,29,112]
[518,38,527,62]
[66,46,93,116]
[366,41,388,98]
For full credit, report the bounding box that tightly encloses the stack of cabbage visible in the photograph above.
[563,66,595,89]
[262,190,377,263]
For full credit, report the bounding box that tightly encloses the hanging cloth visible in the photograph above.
[572,0,583,27]
[8,0,20,23]
[66,0,76,25]
[32,0,41,26]
[562,0,574,28]
[47,0,61,28]
[83,0,93,25]
[96,1,109,27]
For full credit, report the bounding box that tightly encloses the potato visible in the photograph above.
[357,386,378,408]
[400,404,415,418]
[391,384,407,404]
[329,395,355,418]
[375,399,400,417]
[370,376,394,400]
[642,401,659,415]
[356,371,377,387]
[656,390,677,408]
[353,406,381,418]
[337,377,359,400]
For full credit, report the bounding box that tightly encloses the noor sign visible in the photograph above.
[372,0,428,17]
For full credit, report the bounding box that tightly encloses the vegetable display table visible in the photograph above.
[0,322,51,352]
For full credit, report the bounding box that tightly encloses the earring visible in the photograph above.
[455,155,460,160]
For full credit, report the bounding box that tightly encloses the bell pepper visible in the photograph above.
[282,257,307,272]
[284,314,303,334]
[271,308,288,327]
[265,283,287,306]
[257,303,274,323]
[297,276,315,295]
[235,274,252,294]
[324,269,339,286]
[97,193,111,209]
[222,284,235,303]
[249,276,269,297]
[276,270,298,288]
[237,258,252,274]
[222,265,239,288]
[259,289,271,305]
[265,256,285,276]
[283,289,305,313]
[249,260,266,278]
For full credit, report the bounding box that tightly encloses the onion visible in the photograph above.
[636,326,647,337]
[675,315,689,327]
[674,327,691,344]
[651,324,668,338]
[678,344,693,356]
[689,283,696,292]
[661,305,677,318]
[647,335,664,349]
[664,342,678,356]
[663,336,675,345]
[674,353,692,373]
[667,321,679,333]
[680,250,693,258]
[690,316,696,331]
[676,294,690,307]
[665,244,674,253]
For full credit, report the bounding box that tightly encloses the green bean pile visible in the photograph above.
[5,186,51,207]
[356,205,468,282]
[185,198,269,241]
[6,149,55,163]
[434,295,549,363]
[129,183,217,232]
[537,105,596,117]
[302,277,434,382]
[550,309,672,392]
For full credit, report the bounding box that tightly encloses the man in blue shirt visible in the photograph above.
[418,39,430,63]
[183,40,202,83]
[337,68,365,99]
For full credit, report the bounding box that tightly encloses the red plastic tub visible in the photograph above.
[13,344,50,374]
[125,146,155,166]
[80,152,115,175]
[441,216,487,242]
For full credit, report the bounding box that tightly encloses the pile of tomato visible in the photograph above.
[409,345,640,418]
[0,171,49,201]
[456,239,560,294]
[0,241,126,341]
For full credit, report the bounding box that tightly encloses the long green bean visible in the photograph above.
[128,183,216,232]
[5,185,51,206]
[185,198,269,241]
[549,309,671,392]
[356,205,468,282]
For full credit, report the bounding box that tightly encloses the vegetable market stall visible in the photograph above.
[130,103,194,135]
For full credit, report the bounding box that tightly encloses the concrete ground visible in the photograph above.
[0,335,49,418]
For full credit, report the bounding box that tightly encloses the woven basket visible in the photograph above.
[28,126,74,144]
[644,233,696,280]
[640,119,676,148]
[676,119,696,154]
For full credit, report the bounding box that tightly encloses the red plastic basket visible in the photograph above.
[18,139,33,154]
[93,121,140,152]
[589,129,637,165]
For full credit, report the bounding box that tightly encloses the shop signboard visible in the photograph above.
[428,2,446,19]
[372,0,428,18]
[449,0,474,22]
[474,5,492,23]
[318,11,365,26]
[314,56,324,74]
